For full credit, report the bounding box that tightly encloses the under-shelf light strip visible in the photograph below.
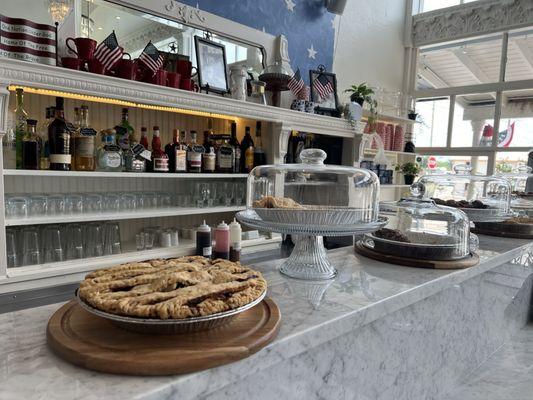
[8,86,236,121]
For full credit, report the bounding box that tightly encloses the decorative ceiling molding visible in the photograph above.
[412,0,533,47]
[164,1,206,25]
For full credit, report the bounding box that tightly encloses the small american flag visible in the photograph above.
[94,31,123,70]
[139,42,164,75]
[314,74,334,100]
[288,68,305,97]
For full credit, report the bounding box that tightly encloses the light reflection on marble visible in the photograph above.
[0,236,531,400]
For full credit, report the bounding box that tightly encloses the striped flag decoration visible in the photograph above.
[288,68,305,97]
[94,31,123,70]
[314,73,334,100]
[139,42,164,75]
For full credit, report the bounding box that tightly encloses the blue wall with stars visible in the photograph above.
[179,0,335,83]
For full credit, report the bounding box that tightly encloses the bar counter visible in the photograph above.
[1,236,532,400]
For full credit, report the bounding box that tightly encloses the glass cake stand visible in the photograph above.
[237,209,387,280]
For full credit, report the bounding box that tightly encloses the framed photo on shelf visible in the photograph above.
[194,36,229,94]
[309,68,339,116]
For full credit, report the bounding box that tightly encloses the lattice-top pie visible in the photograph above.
[78,256,267,320]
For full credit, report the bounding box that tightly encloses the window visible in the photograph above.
[495,152,530,172]
[414,98,449,147]
[415,0,480,14]
[418,155,488,175]
[451,93,496,147]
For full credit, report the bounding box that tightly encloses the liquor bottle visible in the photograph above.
[140,126,149,149]
[165,129,179,172]
[240,126,254,173]
[216,136,234,173]
[202,146,216,173]
[253,121,266,167]
[73,107,81,130]
[14,88,28,169]
[203,130,212,150]
[48,97,71,171]
[96,129,123,171]
[229,122,241,173]
[73,105,96,171]
[166,130,187,172]
[176,130,188,172]
[116,108,135,150]
[22,119,40,170]
[187,130,204,173]
[151,126,169,172]
[38,107,51,169]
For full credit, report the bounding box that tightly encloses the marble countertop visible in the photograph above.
[1,237,531,400]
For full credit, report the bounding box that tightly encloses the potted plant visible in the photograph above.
[395,162,421,185]
[344,83,374,106]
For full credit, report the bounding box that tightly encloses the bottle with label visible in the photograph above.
[187,130,204,173]
[165,129,180,172]
[73,105,96,171]
[96,129,123,171]
[229,122,241,173]
[240,126,254,173]
[14,88,28,169]
[176,130,188,172]
[214,221,230,260]
[151,126,169,172]
[202,146,216,172]
[22,119,40,170]
[196,220,212,258]
[38,107,51,169]
[253,121,266,167]
[229,218,242,262]
[116,108,135,151]
[48,97,71,171]
[217,136,234,173]
[140,126,149,149]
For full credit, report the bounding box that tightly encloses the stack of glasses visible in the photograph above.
[135,226,180,251]
[6,222,121,267]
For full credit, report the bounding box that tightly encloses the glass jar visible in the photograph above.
[249,80,266,105]
[417,164,512,222]
[229,65,248,101]
[362,182,478,260]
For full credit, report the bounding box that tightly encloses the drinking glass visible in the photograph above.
[7,197,28,218]
[157,192,172,208]
[22,228,41,265]
[66,224,84,260]
[83,193,103,213]
[144,231,155,250]
[159,230,172,248]
[169,229,179,246]
[135,233,145,251]
[141,192,157,209]
[85,223,104,258]
[65,194,83,214]
[103,223,121,255]
[103,194,120,213]
[193,183,210,208]
[46,194,65,215]
[42,225,64,263]
[234,182,246,206]
[28,195,48,216]
[6,229,18,268]
[120,193,137,212]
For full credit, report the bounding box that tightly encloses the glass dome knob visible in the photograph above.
[410,182,426,198]
[453,163,472,175]
[300,148,327,165]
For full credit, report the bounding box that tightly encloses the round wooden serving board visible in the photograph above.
[355,242,479,269]
[47,298,280,376]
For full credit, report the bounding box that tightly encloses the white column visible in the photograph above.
[470,119,486,174]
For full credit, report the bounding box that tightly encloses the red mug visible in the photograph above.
[180,78,199,92]
[176,59,197,79]
[61,57,82,70]
[87,59,106,74]
[66,37,97,61]
[151,69,168,86]
[166,71,181,88]
[116,58,137,80]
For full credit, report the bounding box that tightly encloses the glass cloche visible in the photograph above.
[237,148,385,280]
[417,165,513,222]
[496,165,533,215]
[361,183,478,261]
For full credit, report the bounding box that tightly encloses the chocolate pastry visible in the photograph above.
[374,228,411,243]
[79,256,267,320]
[432,198,488,209]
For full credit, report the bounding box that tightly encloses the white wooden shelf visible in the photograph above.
[3,169,248,179]
[362,110,417,124]
[5,206,245,226]
[363,149,417,157]
[1,235,282,293]
[380,184,410,188]
[0,58,355,138]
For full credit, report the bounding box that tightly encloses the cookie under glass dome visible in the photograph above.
[417,165,513,222]
[361,183,478,261]
[237,148,385,280]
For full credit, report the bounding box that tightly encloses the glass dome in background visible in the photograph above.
[496,165,533,215]
[362,183,477,260]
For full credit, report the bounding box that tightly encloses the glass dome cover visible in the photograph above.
[496,165,533,213]
[362,183,477,260]
[417,164,513,222]
[247,148,380,227]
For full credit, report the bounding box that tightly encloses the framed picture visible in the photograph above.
[309,68,339,115]
[194,36,229,94]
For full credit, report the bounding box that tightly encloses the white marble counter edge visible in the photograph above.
[133,242,533,400]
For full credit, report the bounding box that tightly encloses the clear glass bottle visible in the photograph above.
[22,119,40,170]
[48,97,71,171]
[151,126,169,172]
[202,146,216,173]
[217,136,234,173]
[3,128,16,169]
[187,130,204,173]
[14,88,28,169]
[73,105,96,171]
[97,129,123,171]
